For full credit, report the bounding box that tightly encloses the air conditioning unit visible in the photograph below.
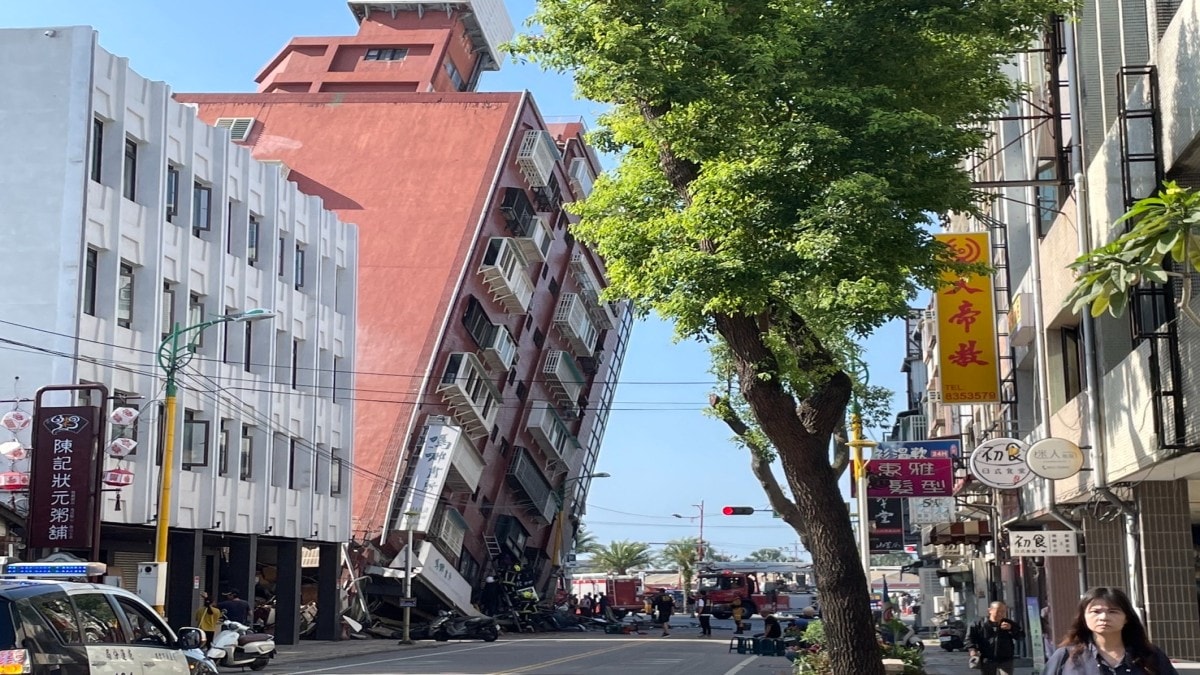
[923,309,936,321]
[213,117,256,142]
[927,390,943,404]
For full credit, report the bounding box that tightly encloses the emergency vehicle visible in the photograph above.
[568,574,645,616]
[0,561,203,674]
[695,562,814,620]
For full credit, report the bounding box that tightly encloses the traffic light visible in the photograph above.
[722,506,755,516]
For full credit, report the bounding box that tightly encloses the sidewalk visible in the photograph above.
[920,645,1035,675]
[271,638,438,669]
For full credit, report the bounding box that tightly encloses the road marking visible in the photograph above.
[722,655,758,675]
[286,643,499,674]
[495,641,642,674]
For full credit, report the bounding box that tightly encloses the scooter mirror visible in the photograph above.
[177,628,204,650]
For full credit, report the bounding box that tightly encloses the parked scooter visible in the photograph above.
[206,619,277,670]
[430,610,500,642]
[938,618,966,651]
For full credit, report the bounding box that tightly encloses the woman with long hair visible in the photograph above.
[1044,587,1177,674]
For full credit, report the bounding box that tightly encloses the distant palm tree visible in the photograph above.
[659,538,700,605]
[746,548,787,562]
[590,540,653,575]
[573,525,600,555]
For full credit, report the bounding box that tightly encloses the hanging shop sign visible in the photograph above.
[28,406,100,549]
[868,497,905,553]
[1007,530,1078,557]
[933,232,1001,404]
[1025,437,1085,480]
[875,439,961,460]
[391,417,460,533]
[909,497,956,525]
[969,437,1034,489]
[863,457,955,497]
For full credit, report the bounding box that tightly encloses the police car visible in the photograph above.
[0,561,204,675]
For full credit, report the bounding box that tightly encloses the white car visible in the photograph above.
[0,563,204,675]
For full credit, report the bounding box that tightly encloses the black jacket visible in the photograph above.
[965,616,1024,662]
[1043,644,1178,675]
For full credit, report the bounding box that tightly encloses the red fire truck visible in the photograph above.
[569,574,646,617]
[695,562,814,619]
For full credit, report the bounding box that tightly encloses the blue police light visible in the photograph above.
[3,562,106,578]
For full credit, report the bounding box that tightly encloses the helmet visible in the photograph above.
[485,576,495,583]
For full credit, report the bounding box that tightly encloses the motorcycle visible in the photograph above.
[429,610,500,642]
[183,645,220,675]
[206,619,276,671]
[937,618,966,652]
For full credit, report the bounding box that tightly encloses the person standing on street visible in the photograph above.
[696,590,712,637]
[216,589,252,625]
[732,596,746,634]
[654,588,675,637]
[1044,587,1178,675]
[966,601,1024,674]
[194,592,222,645]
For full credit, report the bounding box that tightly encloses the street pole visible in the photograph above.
[697,500,704,562]
[401,513,414,645]
[847,407,877,579]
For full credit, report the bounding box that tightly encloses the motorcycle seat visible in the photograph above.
[238,633,273,645]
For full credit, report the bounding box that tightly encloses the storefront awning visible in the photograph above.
[926,519,992,545]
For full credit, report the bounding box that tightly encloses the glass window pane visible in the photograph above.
[73,594,126,644]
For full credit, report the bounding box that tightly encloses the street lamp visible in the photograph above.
[671,500,705,562]
[154,308,275,613]
[400,509,420,645]
[551,472,611,569]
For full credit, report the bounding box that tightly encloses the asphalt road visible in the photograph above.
[276,634,794,675]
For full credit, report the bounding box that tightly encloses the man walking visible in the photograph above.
[695,590,712,637]
[966,600,1024,675]
[654,588,675,637]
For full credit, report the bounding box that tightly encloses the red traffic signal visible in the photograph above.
[722,506,755,516]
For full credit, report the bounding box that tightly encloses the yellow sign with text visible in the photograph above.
[934,232,1000,404]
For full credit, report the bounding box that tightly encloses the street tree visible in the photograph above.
[658,538,700,602]
[573,524,601,556]
[746,548,787,563]
[510,1,1066,670]
[589,540,653,575]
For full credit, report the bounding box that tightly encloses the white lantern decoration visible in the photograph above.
[0,410,31,433]
[106,437,137,459]
[0,441,25,461]
[109,406,140,427]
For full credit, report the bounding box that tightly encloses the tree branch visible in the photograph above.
[831,421,851,480]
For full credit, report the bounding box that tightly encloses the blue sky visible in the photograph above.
[0,0,912,561]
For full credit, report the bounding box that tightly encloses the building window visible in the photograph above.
[182,410,209,469]
[445,60,465,91]
[291,339,300,388]
[161,282,176,339]
[288,438,299,489]
[247,215,260,264]
[548,277,560,297]
[365,48,407,61]
[1061,326,1084,402]
[192,183,212,236]
[226,201,236,254]
[331,449,343,495]
[165,166,180,222]
[122,138,138,201]
[462,297,495,347]
[117,262,134,329]
[239,426,253,480]
[295,245,305,289]
[218,419,233,476]
[189,294,204,346]
[278,237,286,276]
[532,328,545,348]
[243,321,253,372]
[83,248,98,316]
[90,118,104,183]
[1035,161,1060,237]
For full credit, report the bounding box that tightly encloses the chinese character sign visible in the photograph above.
[934,233,1000,404]
[29,406,99,549]
[969,437,1034,489]
[869,497,905,553]
[863,458,954,497]
[909,497,955,525]
[875,440,961,460]
[1007,530,1078,557]
[395,421,461,533]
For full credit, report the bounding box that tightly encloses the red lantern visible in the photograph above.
[102,468,135,488]
[0,471,29,491]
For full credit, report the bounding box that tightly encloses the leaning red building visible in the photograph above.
[179,0,629,614]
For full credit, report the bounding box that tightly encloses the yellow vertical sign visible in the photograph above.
[934,232,1000,404]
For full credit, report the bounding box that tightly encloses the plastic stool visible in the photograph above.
[728,636,752,654]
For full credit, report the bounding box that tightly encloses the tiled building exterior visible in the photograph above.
[180,0,630,614]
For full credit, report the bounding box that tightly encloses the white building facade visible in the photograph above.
[0,26,357,640]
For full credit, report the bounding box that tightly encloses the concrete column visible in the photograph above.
[166,529,203,630]
[1134,480,1200,659]
[226,534,258,600]
[315,542,340,640]
[1081,511,1126,588]
[1044,556,1081,647]
[274,540,302,646]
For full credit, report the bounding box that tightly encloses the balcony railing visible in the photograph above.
[543,350,586,406]
[506,447,556,523]
[554,293,599,356]
[527,400,581,463]
[516,130,559,188]
[442,429,485,494]
[436,352,501,438]
[479,238,534,314]
[514,214,553,263]
[569,250,618,329]
[569,157,594,199]
[480,323,518,372]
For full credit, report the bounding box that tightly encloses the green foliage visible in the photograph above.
[573,524,601,555]
[589,540,654,574]
[746,547,788,562]
[1067,181,1200,320]
[803,619,826,646]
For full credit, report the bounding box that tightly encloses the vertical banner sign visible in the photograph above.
[934,232,1001,404]
[869,497,905,553]
[29,407,99,549]
[396,419,460,533]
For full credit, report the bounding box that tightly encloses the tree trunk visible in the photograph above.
[715,312,883,675]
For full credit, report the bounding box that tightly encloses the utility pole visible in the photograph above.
[848,406,877,578]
